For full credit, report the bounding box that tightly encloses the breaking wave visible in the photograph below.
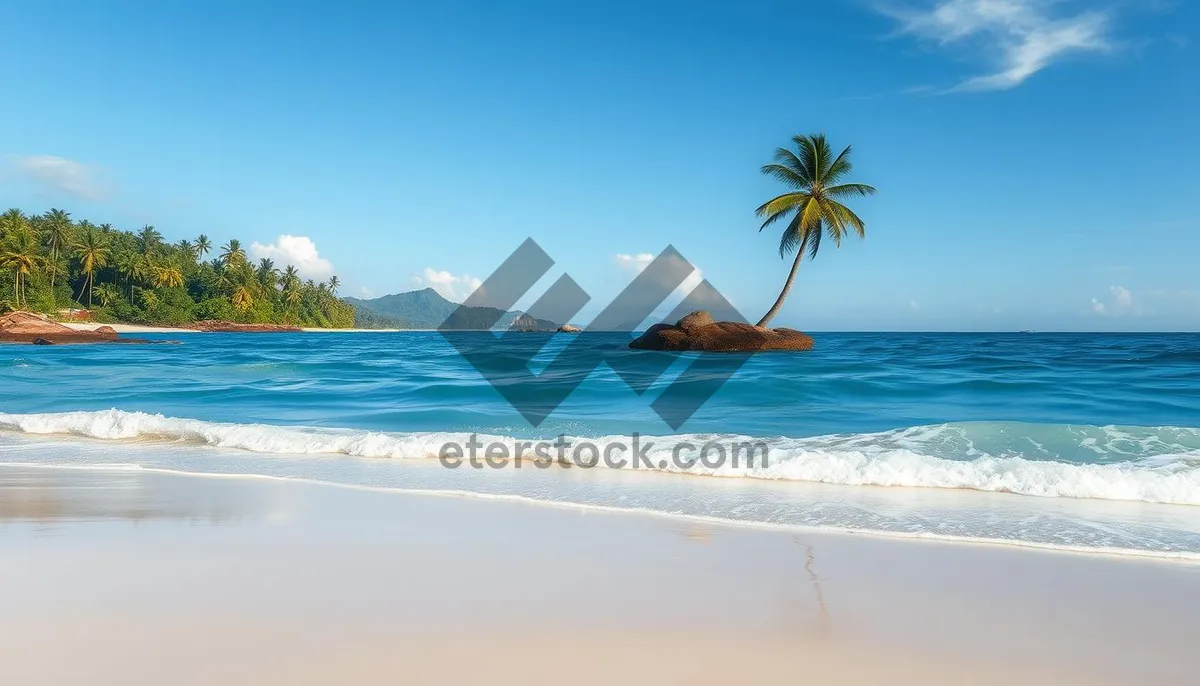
[3,409,1199,506]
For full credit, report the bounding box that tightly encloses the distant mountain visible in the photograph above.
[345,288,559,330]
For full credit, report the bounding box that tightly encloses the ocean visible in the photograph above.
[3,331,1199,558]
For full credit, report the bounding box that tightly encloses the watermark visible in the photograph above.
[438,239,756,430]
[437,434,770,471]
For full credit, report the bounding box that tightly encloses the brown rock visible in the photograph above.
[628,310,813,352]
[557,324,582,333]
[676,310,714,334]
[0,311,166,345]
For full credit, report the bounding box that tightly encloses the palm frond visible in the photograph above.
[778,212,806,258]
[823,145,855,184]
[787,136,817,182]
[825,183,876,198]
[807,222,824,260]
[806,134,831,182]
[755,192,811,220]
[824,200,867,239]
[799,195,822,233]
[760,161,806,188]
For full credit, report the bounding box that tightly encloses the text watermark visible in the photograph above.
[438,434,769,471]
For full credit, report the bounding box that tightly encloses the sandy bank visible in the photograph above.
[61,322,199,334]
[2,464,1198,685]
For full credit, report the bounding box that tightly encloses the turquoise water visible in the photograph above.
[3,331,1200,557]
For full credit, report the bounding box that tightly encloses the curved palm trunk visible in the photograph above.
[49,247,57,302]
[755,249,805,328]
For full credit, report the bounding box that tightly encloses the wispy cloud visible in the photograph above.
[250,235,335,280]
[1092,285,1135,316]
[615,252,706,297]
[411,268,483,302]
[7,155,112,199]
[880,0,1114,92]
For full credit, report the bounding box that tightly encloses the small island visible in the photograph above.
[632,133,874,352]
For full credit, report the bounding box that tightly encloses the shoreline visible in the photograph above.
[3,464,1198,684]
[60,322,433,334]
[13,459,1200,564]
[3,427,1199,562]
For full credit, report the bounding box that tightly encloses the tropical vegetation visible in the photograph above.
[754,133,875,327]
[0,208,353,327]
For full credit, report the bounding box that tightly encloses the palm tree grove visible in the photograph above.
[0,209,353,327]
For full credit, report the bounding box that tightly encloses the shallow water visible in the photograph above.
[2,331,1199,556]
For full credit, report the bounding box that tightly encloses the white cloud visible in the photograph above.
[1111,285,1133,309]
[1092,285,1135,316]
[909,299,921,311]
[882,0,1113,92]
[614,252,705,295]
[412,268,483,302]
[250,235,335,280]
[8,155,111,199]
[358,286,375,298]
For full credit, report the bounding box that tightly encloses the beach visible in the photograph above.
[3,463,1198,685]
[4,330,1200,684]
[60,322,409,334]
[60,321,201,334]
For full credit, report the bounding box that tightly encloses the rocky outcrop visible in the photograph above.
[184,320,302,332]
[628,310,813,352]
[0,312,150,344]
[557,324,582,333]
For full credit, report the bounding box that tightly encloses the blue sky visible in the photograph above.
[2,0,1196,331]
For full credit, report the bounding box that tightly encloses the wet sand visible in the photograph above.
[1,465,1198,685]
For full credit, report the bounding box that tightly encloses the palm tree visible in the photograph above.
[282,265,300,286]
[94,283,121,307]
[220,239,246,267]
[137,225,162,255]
[231,285,254,312]
[1,229,43,306]
[42,208,74,300]
[328,275,340,295]
[1,208,27,241]
[754,133,875,327]
[195,234,212,259]
[154,261,184,288]
[255,258,278,290]
[74,227,111,307]
[114,251,145,301]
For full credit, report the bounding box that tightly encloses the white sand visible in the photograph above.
[60,322,199,334]
[62,323,418,333]
[2,465,1198,685]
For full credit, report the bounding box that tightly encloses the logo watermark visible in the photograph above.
[438,434,770,471]
[438,239,756,430]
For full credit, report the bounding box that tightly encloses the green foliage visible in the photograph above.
[1,208,355,328]
[753,133,875,327]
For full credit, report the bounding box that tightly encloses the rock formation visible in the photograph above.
[628,310,813,352]
[0,312,151,344]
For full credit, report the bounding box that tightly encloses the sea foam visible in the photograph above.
[2,409,1199,506]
